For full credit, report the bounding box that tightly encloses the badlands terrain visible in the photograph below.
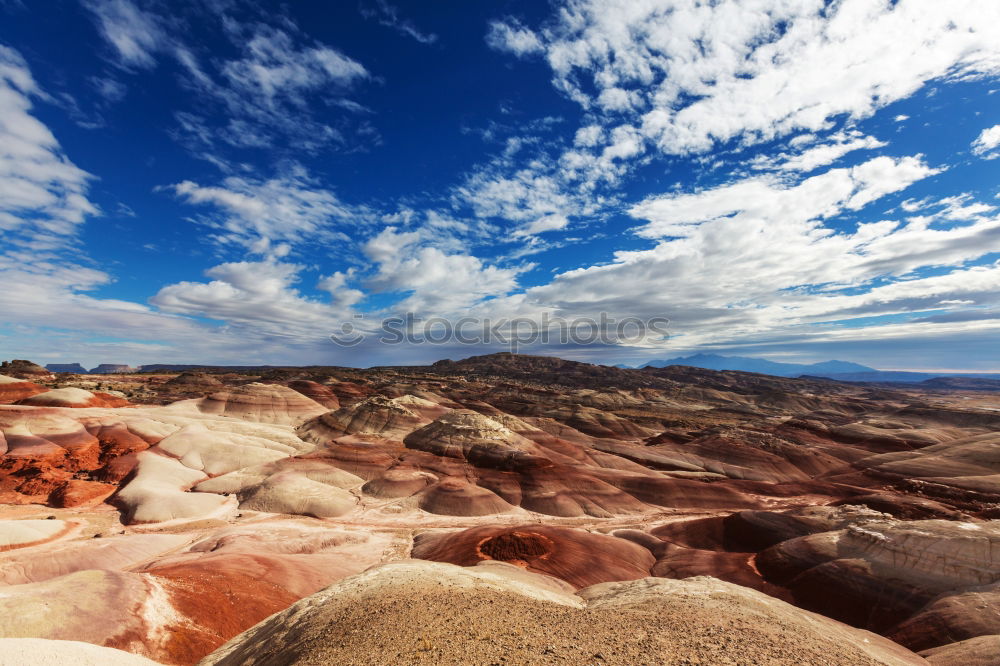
[0,353,998,665]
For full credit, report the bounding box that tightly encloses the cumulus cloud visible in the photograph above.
[486,19,544,57]
[152,260,352,337]
[971,124,1000,159]
[363,226,525,312]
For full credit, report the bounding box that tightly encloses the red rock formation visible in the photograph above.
[0,375,47,404]
[361,468,436,498]
[756,519,1000,634]
[49,479,117,507]
[890,585,1000,653]
[412,525,655,588]
[417,478,514,516]
[17,388,130,408]
[286,380,340,409]
[0,359,51,379]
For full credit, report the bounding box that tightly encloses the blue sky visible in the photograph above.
[1,0,999,370]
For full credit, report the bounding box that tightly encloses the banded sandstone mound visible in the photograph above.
[0,520,391,665]
[285,380,340,409]
[756,519,1000,641]
[17,388,130,408]
[198,560,924,666]
[0,519,78,552]
[0,375,46,404]
[193,383,326,424]
[297,395,429,442]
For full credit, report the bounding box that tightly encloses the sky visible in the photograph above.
[1,0,1000,371]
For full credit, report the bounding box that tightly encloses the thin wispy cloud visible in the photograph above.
[362,0,438,45]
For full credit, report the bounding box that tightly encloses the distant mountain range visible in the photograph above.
[46,363,135,374]
[633,353,876,377]
[620,353,1000,384]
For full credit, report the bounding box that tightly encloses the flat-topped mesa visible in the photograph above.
[0,374,47,404]
[402,409,545,466]
[17,387,130,408]
[194,383,326,425]
[89,364,136,374]
[45,363,88,374]
[297,395,429,443]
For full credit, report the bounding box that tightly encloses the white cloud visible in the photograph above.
[0,45,98,249]
[168,168,369,253]
[971,124,1000,159]
[318,271,365,309]
[221,28,368,102]
[517,214,569,237]
[456,166,587,234]
[363,227,525,312]
[83,0,165,69]
[511,153,1000,352]
[487,19,544,57]
[506,0,1000,157]
[632,156,938,239]
[83,6,375,155]
[89,75,127,102]
[152,260,350,338]
[754,132,886,173]
[363,0,438,45]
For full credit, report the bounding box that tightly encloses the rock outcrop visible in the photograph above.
[164,372,224,387]
[198,561,925,666]
[298,395,428,442]
[0,360,50,378]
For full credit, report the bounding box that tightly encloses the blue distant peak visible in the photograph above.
[638,353,877,377]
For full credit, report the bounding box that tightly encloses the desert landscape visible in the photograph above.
[4,0,1000,663]
[0,353,997,665]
